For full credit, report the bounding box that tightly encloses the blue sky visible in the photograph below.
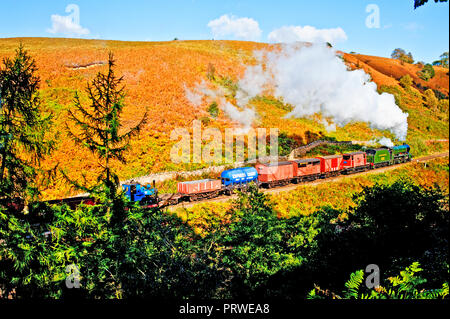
[1,0,448,63]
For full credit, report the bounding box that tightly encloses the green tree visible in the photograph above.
[307,181,449,294]
[215,184,308,297]
[417,63,436,81]
[414,0,448,9]
[433,52,449,68]
[0,45,54,204]
[66,52,146,204]
[207,101,219,118]
[391,48,414,64]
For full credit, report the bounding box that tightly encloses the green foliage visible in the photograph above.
[392,48,414,64]
[308,180,449,297]
[0,199,227,298]
[0,44,54,202]
[343,270,365,299]
[433,52,449,68]
[253,96,293,112]
[423,89,438,109]
[310,262,449,299]
[216,76,238,98]
[276,132,299,156]
[207,101,219,118]
[66,53,146,202]
[414,0,448,9]
[399,74,413,88]
[212,183,320,297]
[417,64,436,81]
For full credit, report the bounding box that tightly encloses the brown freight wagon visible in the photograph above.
[292,158,321,182]
[177,179,222,201]
[342,152,370,174]
[316,155,343,177]
[255,161,296,188]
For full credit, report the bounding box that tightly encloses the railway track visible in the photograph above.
[166,151,449,210]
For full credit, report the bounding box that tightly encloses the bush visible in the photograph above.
[417,64,436,81]
[400,74,413,88]
[207,102,219,118]
[423,89,439,109]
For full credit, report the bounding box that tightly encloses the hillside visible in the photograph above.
[0,38,448,200]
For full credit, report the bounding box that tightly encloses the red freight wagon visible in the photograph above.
[292,158,321,181]
[255,161,296,187]
[316,155,343,176]
[177,179,221,195]
[342,152,369,173]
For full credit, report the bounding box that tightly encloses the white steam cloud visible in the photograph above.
[234,43,409,141]
[377,137,395,147]
[184,43,408,141]
[184,81,256,133]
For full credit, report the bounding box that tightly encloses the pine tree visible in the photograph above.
[66,52,146,203]
[0,44,54,205]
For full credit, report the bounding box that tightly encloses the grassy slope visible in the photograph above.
[0,38,448,199]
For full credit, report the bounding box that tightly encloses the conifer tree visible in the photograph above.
[0,44,54,205]
[66,53,146,207]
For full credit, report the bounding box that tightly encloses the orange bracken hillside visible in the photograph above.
[344,53,449,95]
[0,38,447,200]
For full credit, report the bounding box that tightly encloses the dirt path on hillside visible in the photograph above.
[168,152,449,210]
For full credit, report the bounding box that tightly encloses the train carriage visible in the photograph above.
[177,179,222,201]
[316,155,344,177]
[255,161,296,188]
[292,158,321,182]
[221,167,258,194]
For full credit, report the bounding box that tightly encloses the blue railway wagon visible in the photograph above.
[221,167,258,187]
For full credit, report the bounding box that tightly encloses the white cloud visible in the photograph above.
[47,4,90,36]
[402,22,424,32]
[268,25,347,44]
[207,14,262,41]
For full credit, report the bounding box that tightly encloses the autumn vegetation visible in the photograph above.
[0,40,448,300]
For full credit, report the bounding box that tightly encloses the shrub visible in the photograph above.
[417,64,435,81]
[400,74,413,88]
[207,102,219,118]
[423,89,438,109]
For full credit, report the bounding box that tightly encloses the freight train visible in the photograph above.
[48,144,412,209]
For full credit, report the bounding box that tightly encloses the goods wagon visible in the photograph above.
[366,148,391,168]
[292,158,321,182]
[316,155,343,177]
[221,167,258,187]
[177,179,222,201]
[255,161,296,187]
[342,152,370,173]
